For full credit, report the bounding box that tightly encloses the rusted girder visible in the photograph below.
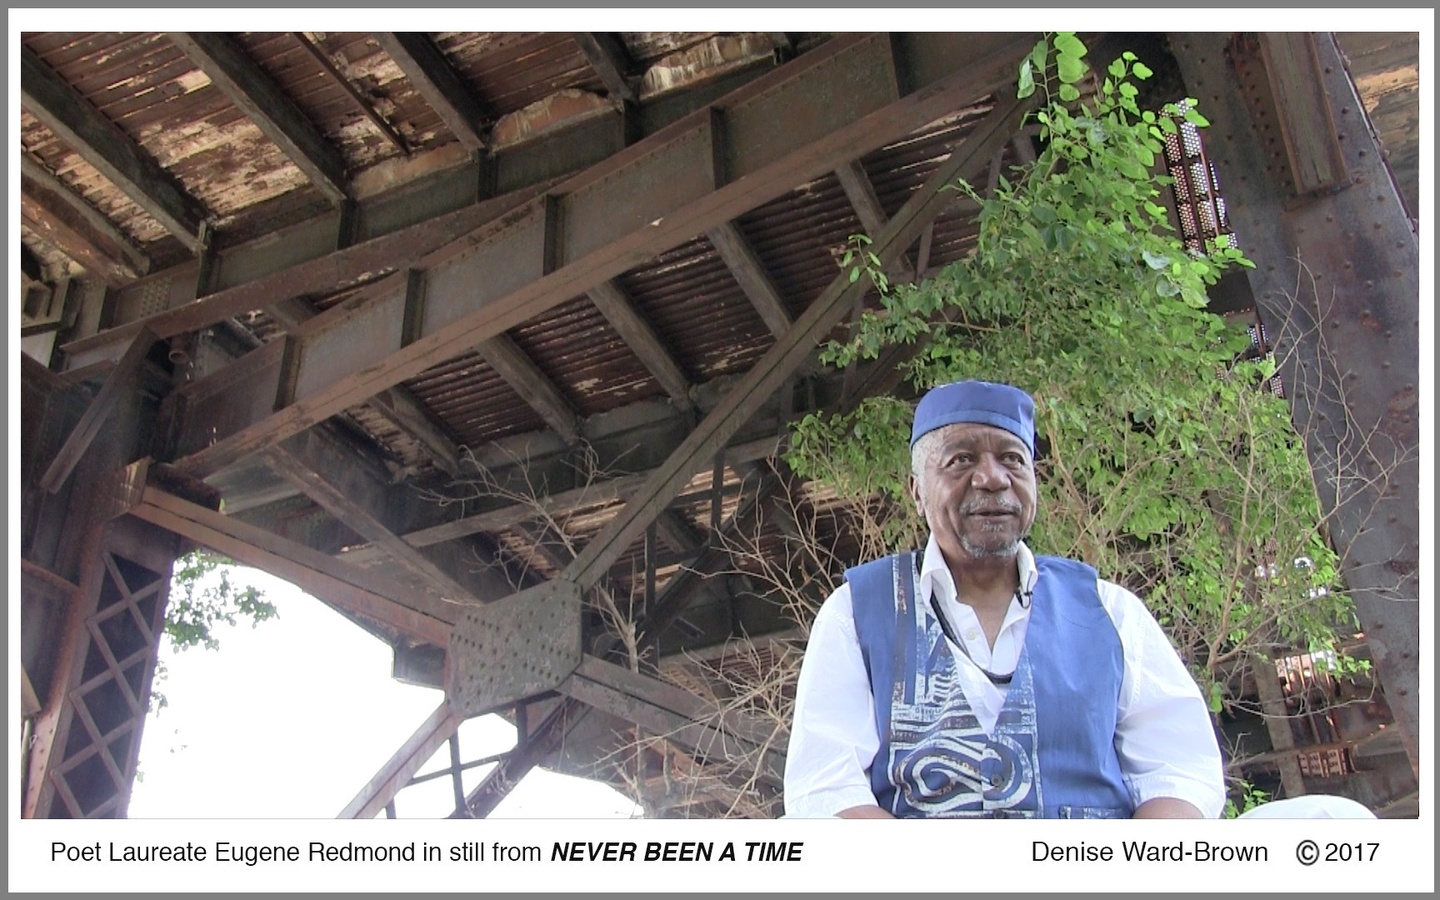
[338,701,465,819]
[1170,32,1420,773]
[165,33,1037,479]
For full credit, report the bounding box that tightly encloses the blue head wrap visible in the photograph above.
[910,380,1036,455]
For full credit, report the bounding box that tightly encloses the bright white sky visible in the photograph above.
[126,565,643,820]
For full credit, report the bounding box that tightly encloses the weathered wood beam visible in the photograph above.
[19,156,149,286]
[168,32,349,207]
[167,34,1036,479]
[587,280,693,411]
[338,701,464,819]
[376,32,489,153]
[573,33,637,105]
[129,484,454,646]
[705,222,793,339]
[834,159,918,282]
[39,328,157,494]
[292,32,410,157]
[20,46,208,252]
[475,334,581,443]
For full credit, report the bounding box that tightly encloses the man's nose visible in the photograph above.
[970,454,1010,490]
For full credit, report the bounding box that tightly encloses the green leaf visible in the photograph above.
[1132,61,1153,79]
[1018,60,1035,99]
[1030,39,1049,74]
[1058,83,1081,102]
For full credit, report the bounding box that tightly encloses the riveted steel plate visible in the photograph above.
[446,579,582,714]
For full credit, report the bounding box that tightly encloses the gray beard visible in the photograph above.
[959,533,1023,559]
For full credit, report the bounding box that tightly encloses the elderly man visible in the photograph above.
[784,380,1226,818]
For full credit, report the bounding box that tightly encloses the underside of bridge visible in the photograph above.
[17,29,1421,819]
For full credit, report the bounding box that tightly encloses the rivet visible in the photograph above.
[1381,361,1391,369]
[1364,281,1374,289]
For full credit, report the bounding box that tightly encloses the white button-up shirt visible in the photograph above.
[783,536,1226,818]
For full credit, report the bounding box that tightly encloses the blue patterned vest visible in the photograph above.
[848,551,1132,818]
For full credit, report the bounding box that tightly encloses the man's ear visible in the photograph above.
[909,473,925,519]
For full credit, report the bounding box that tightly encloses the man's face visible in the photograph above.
[910,422,1037,565]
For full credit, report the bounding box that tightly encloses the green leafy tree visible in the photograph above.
[786,34,1365,807]
[152,549,278,712]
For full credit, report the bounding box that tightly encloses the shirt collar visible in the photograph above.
[917,533,1038,605]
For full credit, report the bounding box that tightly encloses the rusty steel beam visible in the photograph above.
[20,46,209,253]
[475,334,582,443]
[834,158,918,283]
[560,655,784,785]
[39,328,157,494]
[167,33,1036,479]
[129,484,454,646]
[338,701,465,819]
[265,441,480,604]
[257,422,518,603]
[573,33,637,105]
[587,279,694,411]
[563,90,1031,594]
[1171,32,1420,773]
[705,222,793,339]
